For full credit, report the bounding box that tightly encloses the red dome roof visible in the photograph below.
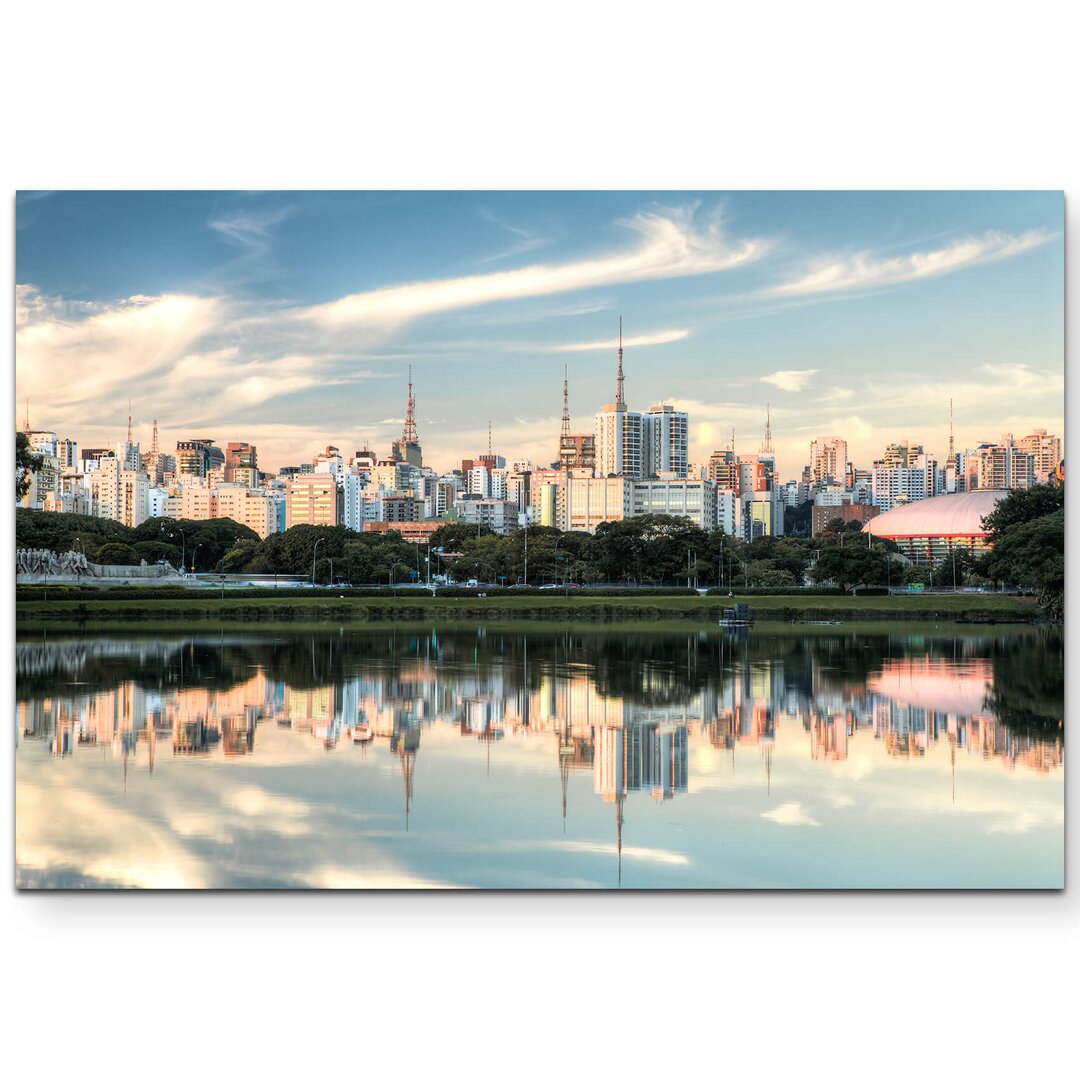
[863,490,1007,538]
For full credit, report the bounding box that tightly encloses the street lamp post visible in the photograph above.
[312,536,325,588]
[190,542,203,574]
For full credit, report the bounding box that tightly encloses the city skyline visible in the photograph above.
[16,191,1064,479]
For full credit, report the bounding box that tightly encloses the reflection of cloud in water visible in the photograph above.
[545,840,690,866]
[762,802,820,827]
[301,867,453,889]
[18,781,207,889]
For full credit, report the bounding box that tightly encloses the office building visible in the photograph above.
[225,442,258,486]
[286,474,341,527]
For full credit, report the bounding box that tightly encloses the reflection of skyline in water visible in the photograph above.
[17,630,1063,816]
[16,629,1063,888]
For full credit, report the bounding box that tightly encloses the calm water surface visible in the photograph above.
[15,625,1064,889]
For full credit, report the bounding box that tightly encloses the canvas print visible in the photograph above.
[14,191,1063,889]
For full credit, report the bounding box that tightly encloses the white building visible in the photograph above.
[872,452,938,512]
[642,404,689,478]
[631,478,715,529]
[458,497,520,534]
[595,405,644,478]
[716,488,738,536]
[342,473,383,530]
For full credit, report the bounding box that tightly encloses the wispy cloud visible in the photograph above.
[761,368,818,392]
[474,207,554,263]
[299,205,767,330]
[208,204,297,254]
[768,229,1052,298]
[550,328,689,352]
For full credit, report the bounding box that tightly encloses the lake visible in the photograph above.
[15,624,1064,889]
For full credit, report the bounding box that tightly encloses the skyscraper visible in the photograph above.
[594,319,643,478]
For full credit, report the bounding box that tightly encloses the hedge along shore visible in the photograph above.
[15,592,1041,626]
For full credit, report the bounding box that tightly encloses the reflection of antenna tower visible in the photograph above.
[398,745,415,830]
[763,744,773,794]
[559,751,570,832]
[615,792,625,888]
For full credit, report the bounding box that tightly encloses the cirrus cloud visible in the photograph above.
[768,229,1052,298]
[299,205,767,330]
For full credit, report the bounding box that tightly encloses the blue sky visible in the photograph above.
[15,190,1063,477]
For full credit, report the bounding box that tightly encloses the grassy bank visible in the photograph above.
[15,591,1040,628]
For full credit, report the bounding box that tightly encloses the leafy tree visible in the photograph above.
[983,509,1064,588]
[133,540,183,567]
[981,483,1064,543]
[94,542,143,566]
[16,432,43,500]
[16,508,132,553]
[809,544,890,591]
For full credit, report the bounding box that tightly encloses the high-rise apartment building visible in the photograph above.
[882,442,924,468]
[707,448,739,491]
[642,403,689,478]
[969,441,1034,491]
[808,437,848,488]
[871,452,938,512]
[1016,429,1061,484]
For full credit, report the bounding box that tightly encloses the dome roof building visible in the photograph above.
[863,490,1007,565]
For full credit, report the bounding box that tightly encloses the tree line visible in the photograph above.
[15,482,1063,610]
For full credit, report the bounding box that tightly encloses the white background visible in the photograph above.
[2,2,1075,1077]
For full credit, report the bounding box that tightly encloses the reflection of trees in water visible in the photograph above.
[16,628,1063,745]
[984,628,1064,743]
[16,636,291,701]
